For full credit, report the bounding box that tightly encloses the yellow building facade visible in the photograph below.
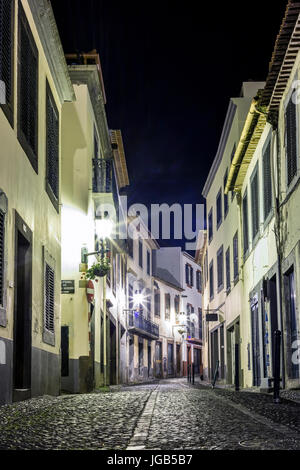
[0,0,74,404]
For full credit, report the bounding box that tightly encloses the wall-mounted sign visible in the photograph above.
[206,313,218,322]
[61,280,75,294]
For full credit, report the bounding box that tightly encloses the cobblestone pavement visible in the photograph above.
[0,379,300,450]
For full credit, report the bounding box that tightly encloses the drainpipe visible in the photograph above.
[270,126,286,389]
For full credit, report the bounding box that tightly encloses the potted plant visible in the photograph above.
[85,257,111,279]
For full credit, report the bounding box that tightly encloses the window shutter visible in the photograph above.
[243,192,249,255]
[209,261,214,300]
[0,0,13,108]
[46,85,59,202]
[226,247,230,292]
[190,267,194,286]
[44,263,55,333]
[251,169,259,240]
[0,209,4,305]
[263,142,272,220]
[286,96,297,186]
[217,247,223,289]
[233,232,239,280]
[185,263,189,284]
[224,170,228,216]
[19,5,38,169]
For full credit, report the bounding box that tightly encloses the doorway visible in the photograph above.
[13,214,32,401]
[176,344,181,376]
[269,275,278,377]
[155,341,162,378]
[110,319,117,385]
[251,300,261,386]
[167,342,174,376]
[148,343,151,377]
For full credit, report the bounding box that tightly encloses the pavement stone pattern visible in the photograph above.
[0,379,300,450]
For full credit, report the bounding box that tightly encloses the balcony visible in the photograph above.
[92,159,114,212]
[128,311,159,341]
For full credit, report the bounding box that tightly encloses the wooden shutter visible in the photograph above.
[251,169,259,240]
[190,267,194,287]
[45,263,55,333]
[286,96,297,186]
[0,209,4,305]
[223,169,228,216]
[243,192,249,255]
[226,247,230,292]
[217,247,223,289]
[233,232,239,280]
[209,261,214,299]
[46,84,59,203]
[263,142,272,220]
[0,0,13,110]
[19,5,38,170]
[185,263,189,284]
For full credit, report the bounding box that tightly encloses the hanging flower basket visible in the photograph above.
[85,259,111,279]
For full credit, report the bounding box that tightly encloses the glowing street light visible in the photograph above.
[133,292,145,308]
[95,217,113,240]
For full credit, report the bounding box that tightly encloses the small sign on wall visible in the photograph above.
[61,280,75,294]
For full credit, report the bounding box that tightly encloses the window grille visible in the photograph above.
[286,95,297,187]
[18,5,38,170]
[251,168,259,240]
[217,246,224,290]
[225,247,230,292]
[0,0,13,110]
[263,141,272,220]
[233,232,239,281]
[44,263,55,333]
[46,84,59,204]
[243,191,249,255]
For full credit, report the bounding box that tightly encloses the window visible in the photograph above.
[225,247,230,292]
[138,239,143,268]
[174,295,180,316]
[198,308,203,341]
[185,264,193,287]
[251,166,260,241]
[196,270,202,293]
[46,82,59,210]
[147,250,151,276]
[263,141,272,221]
[208,209,213,243]
[216,189,222,228]
[18,4,39,172]
[128,232,134,258]
[0,208,4,306]
[44,263,55,333]
[242,191,249,256]
[233,232,239,282]
[285,93,298,187]
[209,260,214,300]
[165,293,170,320]
[154,286,160,317]
[217,246,224,291]
[129,284,133,310]
[0,0,14,123]
[224,169,229,217]
[94,126,99,158]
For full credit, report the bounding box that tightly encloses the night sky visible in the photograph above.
[52,0,288,248]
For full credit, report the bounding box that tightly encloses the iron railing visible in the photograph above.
[92,158,112,193]
[128,311,159,339]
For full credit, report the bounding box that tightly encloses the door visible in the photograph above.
[138,338,143,377]
[167,343,174,376]
[251,301,261,386]
[269,276,278,377]
[176,344,181,376]
[155,341,162,378]
[220,325,225,379]
[211,330,219,379]
[13,214,32,401]
[61,326,69,377]
[148,344,151,377]
[110,320,117,384]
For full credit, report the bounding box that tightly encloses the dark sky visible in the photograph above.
[52,0,288,247]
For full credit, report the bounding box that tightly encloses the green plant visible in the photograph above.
[85,258,111,279]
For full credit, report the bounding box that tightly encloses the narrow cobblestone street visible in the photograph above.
[1,379,300,450]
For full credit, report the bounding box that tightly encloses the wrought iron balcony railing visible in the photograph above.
[92,158,113,193]
[128,311,159,340]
